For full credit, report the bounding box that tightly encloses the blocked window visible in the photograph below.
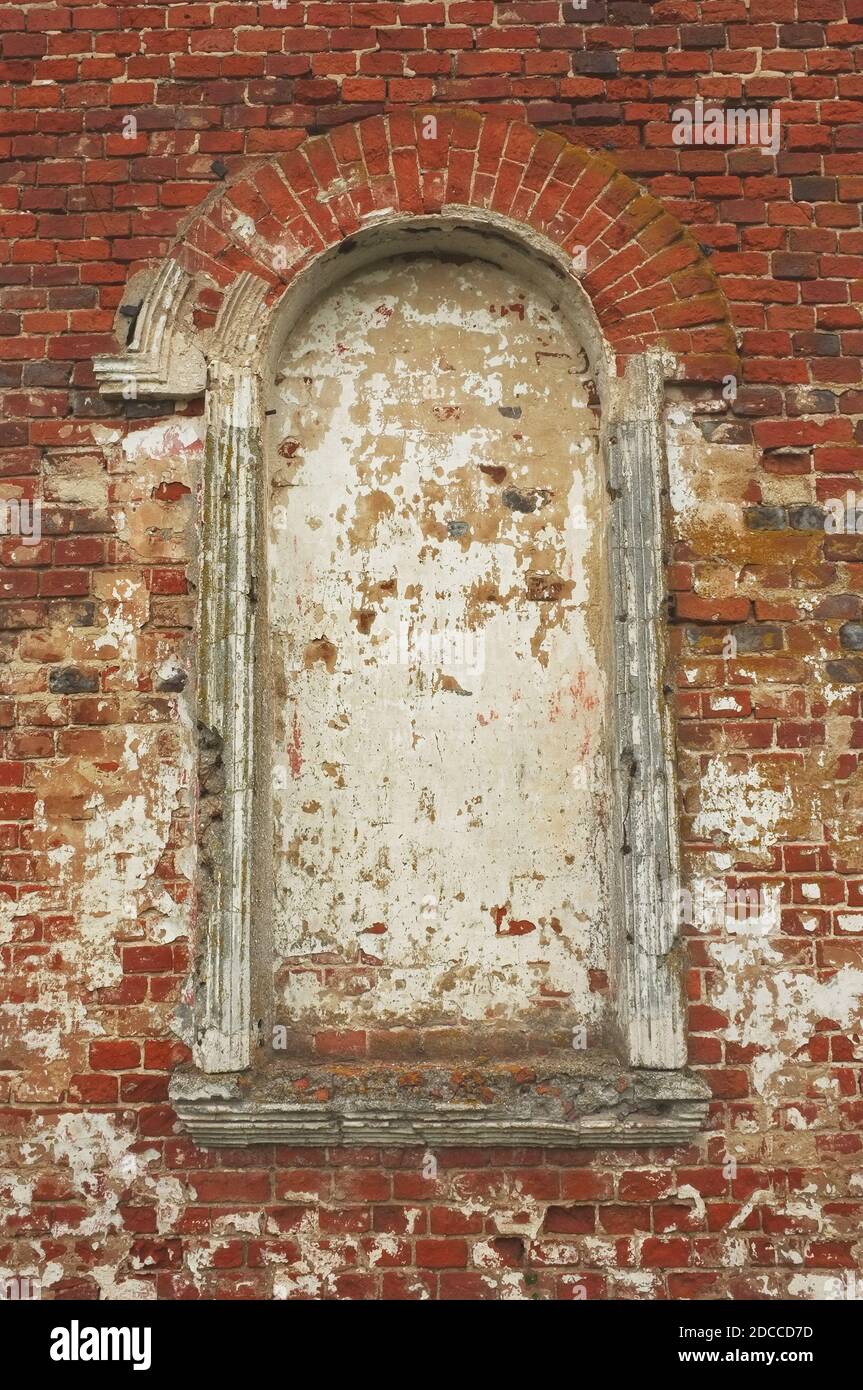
[96,210,709,1147]
[268,254,612,1055]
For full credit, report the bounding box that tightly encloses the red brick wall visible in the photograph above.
[2,2,863,1300]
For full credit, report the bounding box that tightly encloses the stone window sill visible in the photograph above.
[170,1055,710,1148]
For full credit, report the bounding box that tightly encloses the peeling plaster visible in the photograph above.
[713,945,863,1095]
[693,757,793,856]
[269,257,611,1033]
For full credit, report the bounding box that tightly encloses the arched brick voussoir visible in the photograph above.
[168,109,739,383]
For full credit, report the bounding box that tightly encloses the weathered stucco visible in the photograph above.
[269,256,610,1038]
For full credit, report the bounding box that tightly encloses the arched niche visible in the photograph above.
[96,186,712,1147]
[267,236,609,1053]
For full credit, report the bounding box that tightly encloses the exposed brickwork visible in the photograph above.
[173,106,738,377]
[2,3,863,1300]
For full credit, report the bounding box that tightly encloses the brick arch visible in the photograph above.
[169,108,737,383]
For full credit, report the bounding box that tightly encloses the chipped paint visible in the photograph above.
[268,256,611,1034]
[713,946,863,1096]
[692,757,793,856]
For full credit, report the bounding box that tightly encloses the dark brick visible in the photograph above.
[774,254,818,280]
[744,506,788,531]
[826,659,863,683]
[607,2,651,21]
[792,177,837,203]
[732,623,784,654]
[21,362,72,388]
[155,665,188,693]
[732,387,784,417]
[698,420,753,444]
[785,387,837,417]
[792,332,840,357]
[563,1,604,17]
[575,52,619,75]
[679,25,726,48]
[779,24,824,47]
[814,595,862,621]
[788,506,826,531]
[48,667,99,694]
[839,623,863,652]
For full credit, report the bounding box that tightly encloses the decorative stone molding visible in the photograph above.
[211,271,271,365]
[195,362,260,1073]
[95,112,739,1144]
[93,261,206,399]
[606,359,687,1070]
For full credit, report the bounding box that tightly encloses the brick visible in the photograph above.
[840,623,863,651]
[415,1239,468,1268]
[619,1171,674,1202]
[641,1238,691,1268]
[745,505,788,530]
[675,595,751,623]
[313,1029,367,1058]
[69,1073,119,1102]
[89,1040,141,1071]
[190,1172,271,1203]
[827,658,863,683]
[122,945,174,974]
[48,666,98,694]
[543,1205,596,1234]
